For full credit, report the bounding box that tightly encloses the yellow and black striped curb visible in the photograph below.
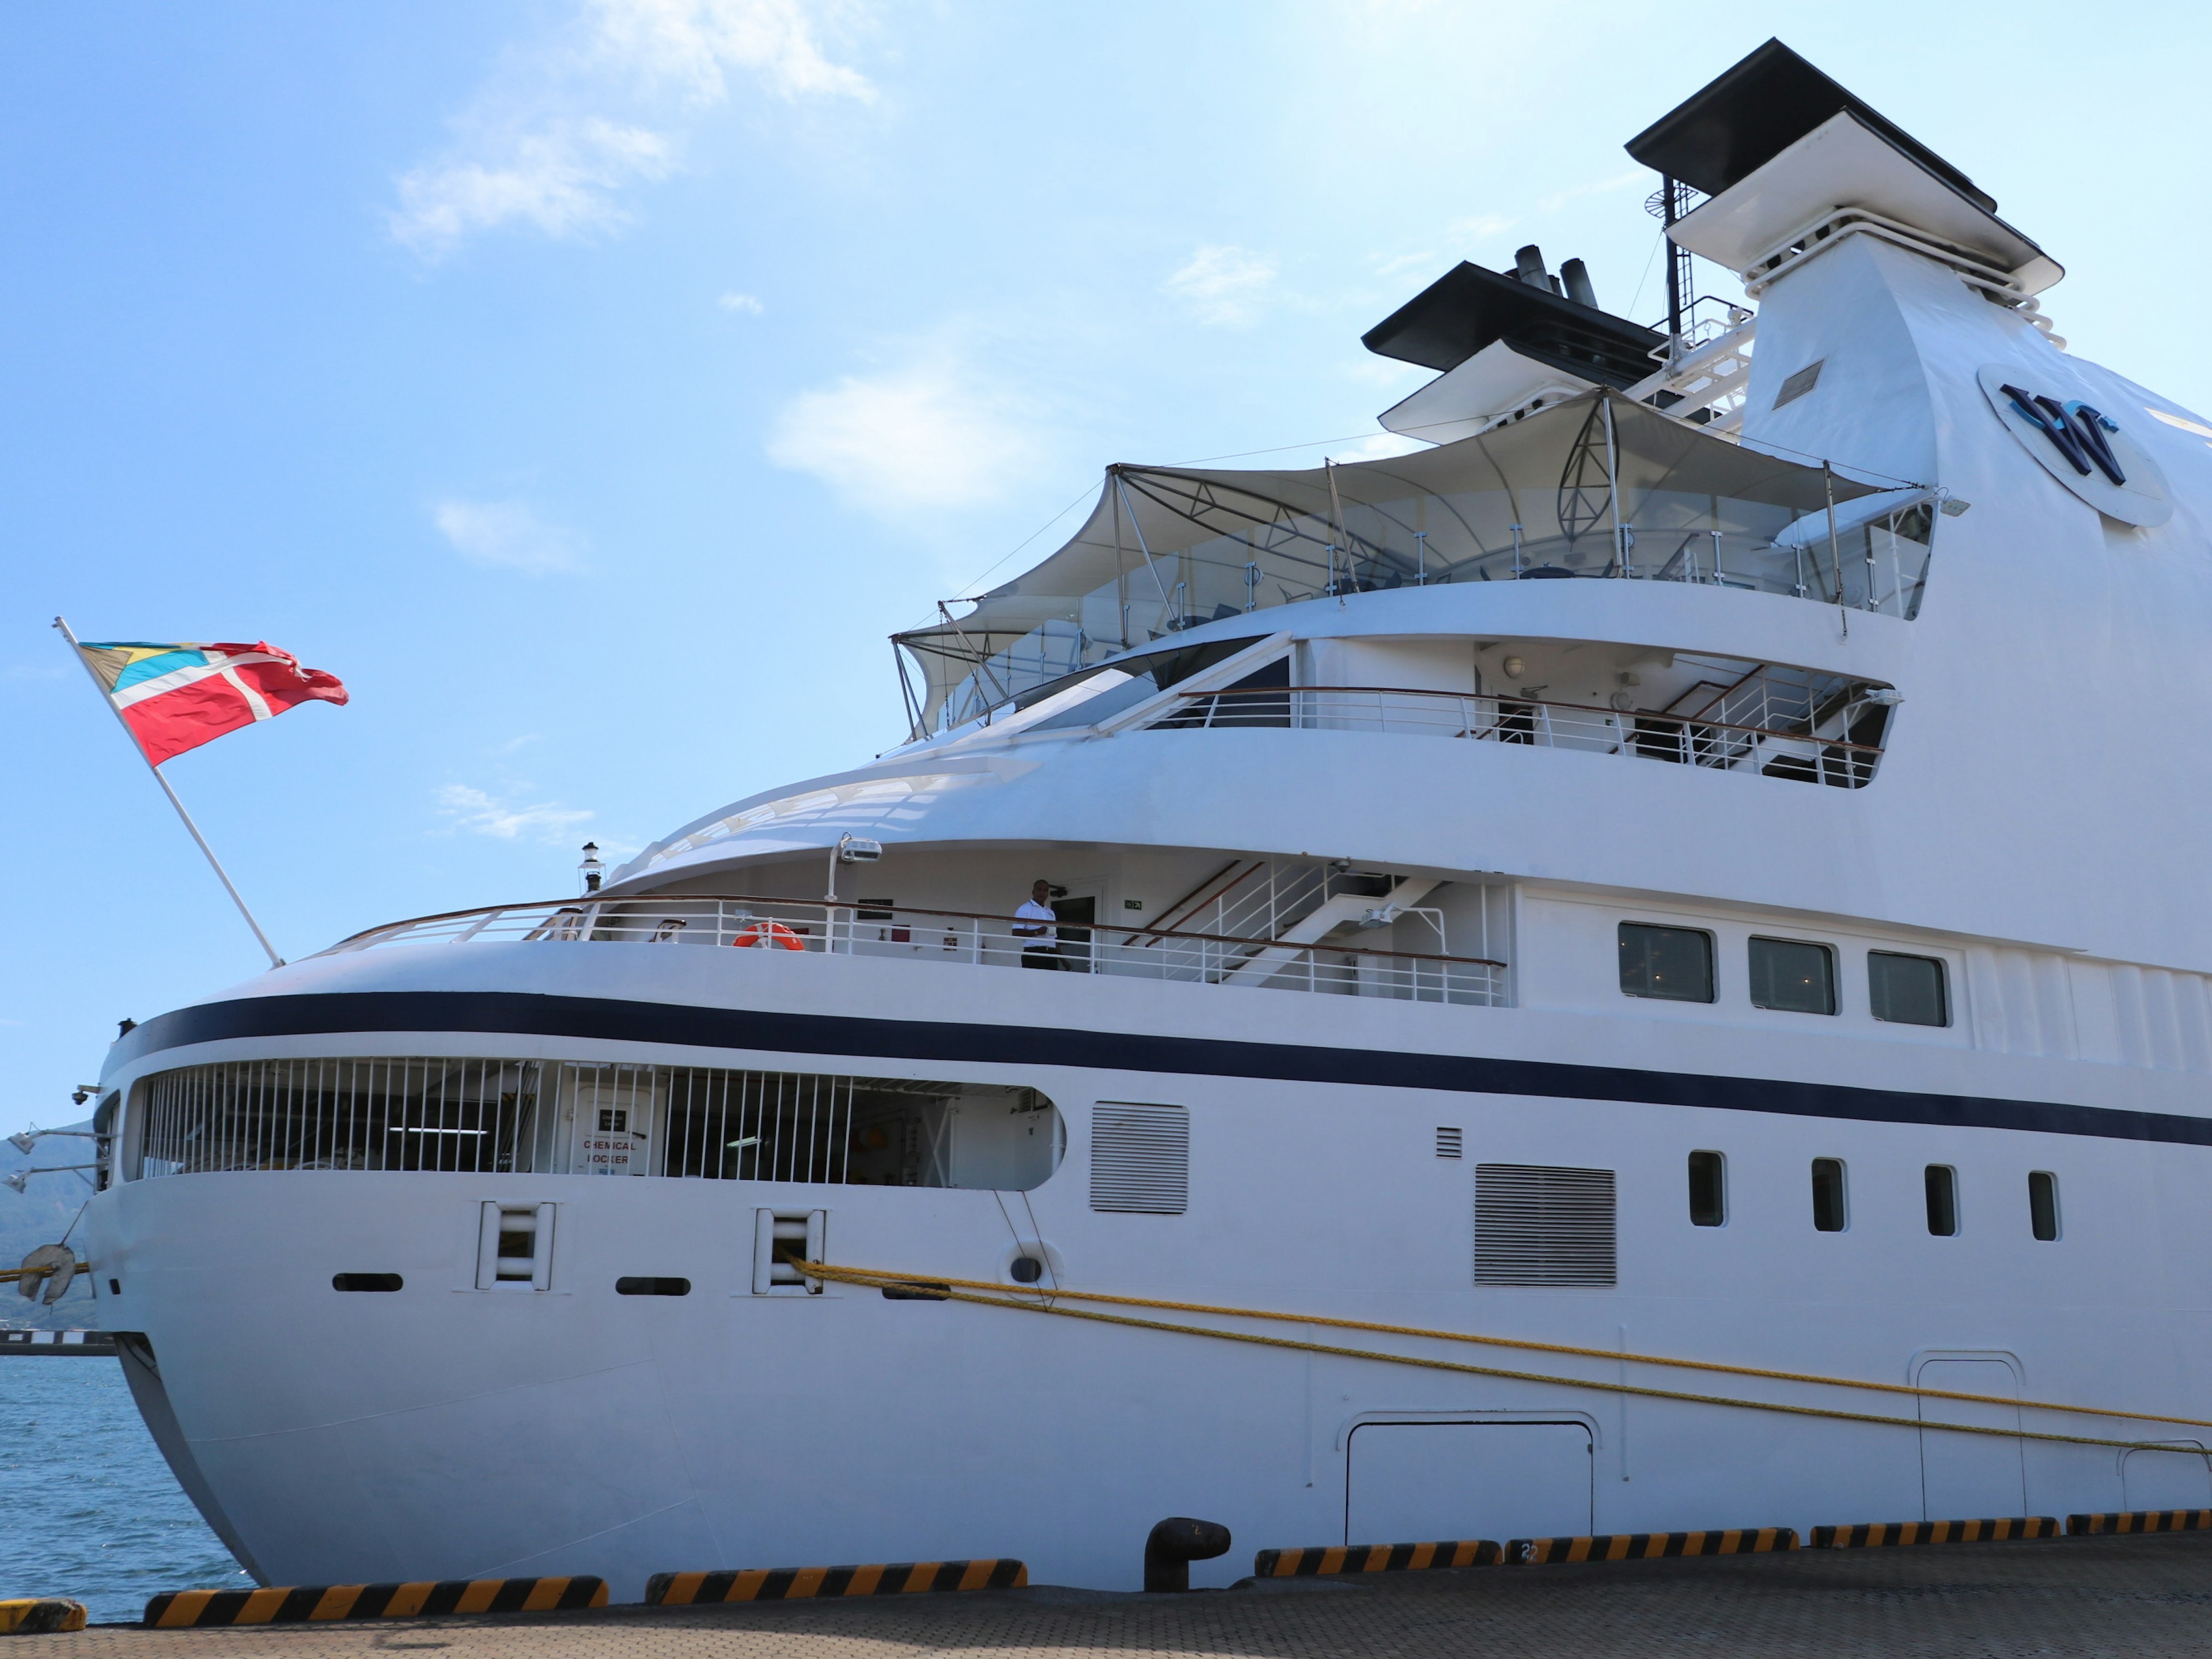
[2069,1509,2212,1535]
[1810,1517,2059,1548]
[1506,1528,1797,1565]
[646,1559,1027,1605]
[1253,1540,1501,1577]
[143,1576,607,1626]
[0,1599,87,1635]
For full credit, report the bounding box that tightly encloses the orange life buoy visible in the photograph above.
[729,921,805,951]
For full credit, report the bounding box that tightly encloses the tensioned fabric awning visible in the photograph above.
[894,389,1883,734]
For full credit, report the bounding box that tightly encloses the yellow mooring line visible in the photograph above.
[800,1261,2212,1455]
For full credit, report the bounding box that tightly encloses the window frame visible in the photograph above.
[1618,921,1717,1005]
[1748,935,1839,1016]
[1810,1157,1849,1232]
[1924,1164,1959,1236]
[2028,1170,2061,1241]
[1687,1149,1727,1228]
[1869,950,1950,1027]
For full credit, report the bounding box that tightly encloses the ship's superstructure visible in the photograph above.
[73,43,2212,1596]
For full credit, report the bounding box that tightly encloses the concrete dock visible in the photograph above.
[16,1533,2212,1657]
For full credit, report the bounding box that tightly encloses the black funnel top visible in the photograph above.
[1624,39,1994,210]
[1361,262,1662,384]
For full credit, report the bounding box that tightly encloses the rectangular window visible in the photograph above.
[1810,1158,1847,1232]
[1925,1165,1958,1236]
[2029,1171,2060,1241]
[1869,952,1948,1027]
[1475,1164,1616,1286]
[1619,923,1714,1003]
[1687,1150,1726,1226]
[1749,938,1836,1014]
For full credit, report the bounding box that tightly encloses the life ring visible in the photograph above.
[730,921,805,951]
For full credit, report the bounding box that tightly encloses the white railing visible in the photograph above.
[320,895,1507,1006]
[1150,685,1883,786]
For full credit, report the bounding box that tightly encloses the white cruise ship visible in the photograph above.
[74,41,2212,1596]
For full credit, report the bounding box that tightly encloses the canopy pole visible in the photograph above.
[1113,473,1175,618]
[892,639,924,738]
[1824,462,1849,639]
[1601,396,1626,576]
[1324,460,1353,600]
[935,600,1012,715]
[54,616,285,968]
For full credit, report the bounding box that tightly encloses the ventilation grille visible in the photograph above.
[1435,1127,1464,1159]
[1090,1104,1188,1214]
[1475,1164,1615,1286]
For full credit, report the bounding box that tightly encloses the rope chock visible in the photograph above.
[1810,1518,2059,1548]
[143,1577,607,1627]
[646,1560,1027,1605]
[0,1599,87,1635]
[1508,1529,1794,1565]
[796,1262,2212,1457]
[1255,1540,1501,1576]
[2069,1509,2212,1535]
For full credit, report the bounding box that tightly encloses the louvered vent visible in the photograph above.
[1435,1127,1464,1158]
[1090,1103,1188,1214]
[1475,1164,1615,1286]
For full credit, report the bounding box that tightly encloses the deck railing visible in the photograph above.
[320,895,1507,1006]
[1149,685,1883,786]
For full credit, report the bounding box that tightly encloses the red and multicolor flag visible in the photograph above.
[71,641,349,766]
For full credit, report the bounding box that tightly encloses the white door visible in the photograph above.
[2122,1443,2212,1512]
[1916,1358,2025,1520]
[1346,1421,1592,1546]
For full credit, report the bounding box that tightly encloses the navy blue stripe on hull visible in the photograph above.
[113,990,2212,1148]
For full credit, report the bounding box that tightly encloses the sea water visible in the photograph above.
[0,1360,249,1624]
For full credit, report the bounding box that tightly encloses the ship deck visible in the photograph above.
[24,1532,2212,1657]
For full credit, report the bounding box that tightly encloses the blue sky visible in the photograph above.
[4,1,2207,1138]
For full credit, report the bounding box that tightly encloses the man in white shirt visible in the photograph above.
[1014,880,1060,969]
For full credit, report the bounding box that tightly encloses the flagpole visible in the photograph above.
[53,616,285,969]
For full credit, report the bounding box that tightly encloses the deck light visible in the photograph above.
[578,843,603,894]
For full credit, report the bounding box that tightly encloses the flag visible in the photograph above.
[73,641,349,766]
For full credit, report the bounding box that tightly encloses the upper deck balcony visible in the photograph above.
[323,889,1507,1007]
[896,388,1927,737]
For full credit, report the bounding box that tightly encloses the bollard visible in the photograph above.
[1145,1517,1232,1592]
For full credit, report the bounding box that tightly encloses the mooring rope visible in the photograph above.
[800,1261,2211,1455]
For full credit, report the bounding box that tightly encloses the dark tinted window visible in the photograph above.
[332,1273,402,1292]
[1870,952,1948,1026]
[1749,938,1836,1014]
[615,1277,691,1296]
[1811,1158,1847,1232]
[2029,1171,2059,1241]
[1687,1151,1726,1226]
[1925,1165,1958,1236]
[1619,923,1714,1002]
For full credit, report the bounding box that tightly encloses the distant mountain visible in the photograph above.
[1,1118,100,1331]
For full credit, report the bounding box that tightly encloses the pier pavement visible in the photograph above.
[16,1532,2212,1656]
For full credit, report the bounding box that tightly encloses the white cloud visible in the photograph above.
[718,290,764,313]
[1537,169,1647,215]
[436,784,594,843]
[767,353,1046,516]
[1162,245,1279,327]
[392,119,672,255]
[432,499,589,575]
[390,0,873,260]
[586,0,875,104]
[1330,432,1427,463]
